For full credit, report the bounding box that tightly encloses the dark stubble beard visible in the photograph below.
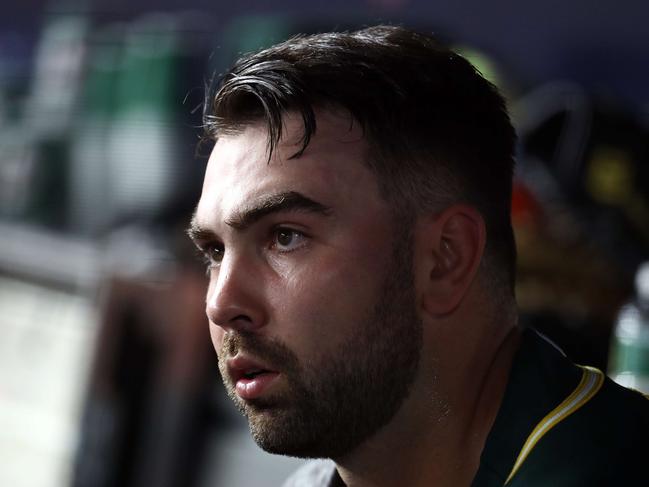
[217,228,423,459]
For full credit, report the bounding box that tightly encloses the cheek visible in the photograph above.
[270,251,385,352]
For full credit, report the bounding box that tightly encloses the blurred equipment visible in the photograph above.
[609,262,649,394]
[1,12,88,228]
[69,12,208,237]
[512,82,649,368]
[72,247,215,487]
[0,270,98,487]
[0,7,217,487]
[515,82,649,277]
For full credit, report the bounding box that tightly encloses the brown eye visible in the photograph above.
[273,228,307,252]
[207,244,224,263]
[277,229,295,246]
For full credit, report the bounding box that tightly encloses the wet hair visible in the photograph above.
[203,25,517,294]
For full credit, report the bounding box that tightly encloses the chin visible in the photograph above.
[246,406,371,460]
[246,407,324,458]
[252,430,352,460]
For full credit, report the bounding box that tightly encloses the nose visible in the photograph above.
[205,252,266,334]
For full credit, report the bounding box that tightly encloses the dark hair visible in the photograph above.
[203,25,517,293]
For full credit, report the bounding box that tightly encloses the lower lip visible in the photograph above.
[236,372,280,400]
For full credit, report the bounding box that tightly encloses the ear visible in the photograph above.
[414,204,486,317]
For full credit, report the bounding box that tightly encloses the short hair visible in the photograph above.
[203,25,517,294]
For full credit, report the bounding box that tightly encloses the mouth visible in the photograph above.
[227,355,281,400]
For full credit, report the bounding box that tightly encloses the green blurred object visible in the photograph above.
[105,15,182,222]
[114,15,180,118]
[25,137,70,227]
[222,15,292,57]
[69,23,123,234]
[609,262,649,393]
[21,13,88,229]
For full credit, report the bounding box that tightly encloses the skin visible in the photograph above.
[191,109,521,487]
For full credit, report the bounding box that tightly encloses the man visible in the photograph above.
[188,26,648,486]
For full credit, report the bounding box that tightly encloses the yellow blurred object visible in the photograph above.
[586,146,633,206]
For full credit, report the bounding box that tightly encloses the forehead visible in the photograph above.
[195,111,385,226]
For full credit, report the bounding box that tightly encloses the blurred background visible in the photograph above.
[1,1,649,486]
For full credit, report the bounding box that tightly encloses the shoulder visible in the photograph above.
[580,374,649,445]
[494,329,649,486]
[282,460,338,487]
[509,370,649,486]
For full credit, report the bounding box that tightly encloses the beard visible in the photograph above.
[217,229,423,459]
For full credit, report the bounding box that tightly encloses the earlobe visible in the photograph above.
[418,205,486,318]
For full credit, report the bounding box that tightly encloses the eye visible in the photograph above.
[203,243,224,267]
[272,227,308,252]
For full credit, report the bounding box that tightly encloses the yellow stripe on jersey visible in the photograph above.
[504,366,605,485]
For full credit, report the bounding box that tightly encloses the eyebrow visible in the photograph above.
[187,191,332,243]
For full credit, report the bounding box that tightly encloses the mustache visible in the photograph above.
[221,331,300,372]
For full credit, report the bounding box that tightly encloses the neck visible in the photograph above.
[333,308,521,487]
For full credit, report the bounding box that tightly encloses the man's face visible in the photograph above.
[191,112,423,458]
